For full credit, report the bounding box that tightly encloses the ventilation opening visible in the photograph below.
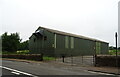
[44,36,47,40]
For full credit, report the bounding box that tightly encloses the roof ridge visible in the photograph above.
[37,26,108,43]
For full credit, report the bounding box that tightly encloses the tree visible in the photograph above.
[18,40,29,50]
[109,46,115,50]
[2,32,21,52]
[118,47,120,50]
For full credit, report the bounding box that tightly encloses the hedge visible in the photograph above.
[2,54,43,61]
[95,55,120,67]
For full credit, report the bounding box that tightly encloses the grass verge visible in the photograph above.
[43,56,55,61]
[2,50,29,54]
[109,49,120,55]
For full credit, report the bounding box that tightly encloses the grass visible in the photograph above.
[109,49,120,55]
[2,50,55,61]
[0,51,2,54]
[2,50,30,54]
[43,56,55,61]
[17,50,29,54]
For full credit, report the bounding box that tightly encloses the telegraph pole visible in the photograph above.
[115,32,118,59]
[115,32,118,75]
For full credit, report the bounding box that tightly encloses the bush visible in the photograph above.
[2,54,43,61]
[95,55,120,67]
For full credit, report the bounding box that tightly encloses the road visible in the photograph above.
[1,59,117,77]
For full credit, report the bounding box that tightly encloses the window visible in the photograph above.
[71,37,74,49]
[65,36,69,48]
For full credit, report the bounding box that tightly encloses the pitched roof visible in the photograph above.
[35,26,108,43]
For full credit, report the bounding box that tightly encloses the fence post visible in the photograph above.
[71,55,73,66]
[93,55,94,66]
[62,55,65,63]
[82,55,83,64]
[94,54,97,67]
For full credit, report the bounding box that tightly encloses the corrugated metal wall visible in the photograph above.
[29,28,55,56]
[29,28,109,57]
[43,30,54,56]
[100,42,109,54]
[54,34,66,57]
[54,34,99,57]
[74,38,95,56]
[29,34,43,54]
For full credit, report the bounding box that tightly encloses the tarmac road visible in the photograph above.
[1,59,118,77]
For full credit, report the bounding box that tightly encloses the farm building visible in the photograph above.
[29,26,109,57]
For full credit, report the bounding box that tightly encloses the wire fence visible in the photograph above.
[54,55,95,66]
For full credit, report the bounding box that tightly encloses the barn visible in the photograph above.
[29,26,109,57]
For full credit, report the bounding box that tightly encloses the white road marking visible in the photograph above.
[98,72,115,75]
[87,71,98,74]
[0,66,38,77]
[11,71,20,75]
[88,71,118,76]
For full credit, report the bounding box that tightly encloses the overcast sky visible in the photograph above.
[1,0,120,46]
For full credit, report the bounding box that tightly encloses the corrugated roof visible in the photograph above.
[36,26,108,43]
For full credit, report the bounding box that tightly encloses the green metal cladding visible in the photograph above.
[29,26,109,57]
